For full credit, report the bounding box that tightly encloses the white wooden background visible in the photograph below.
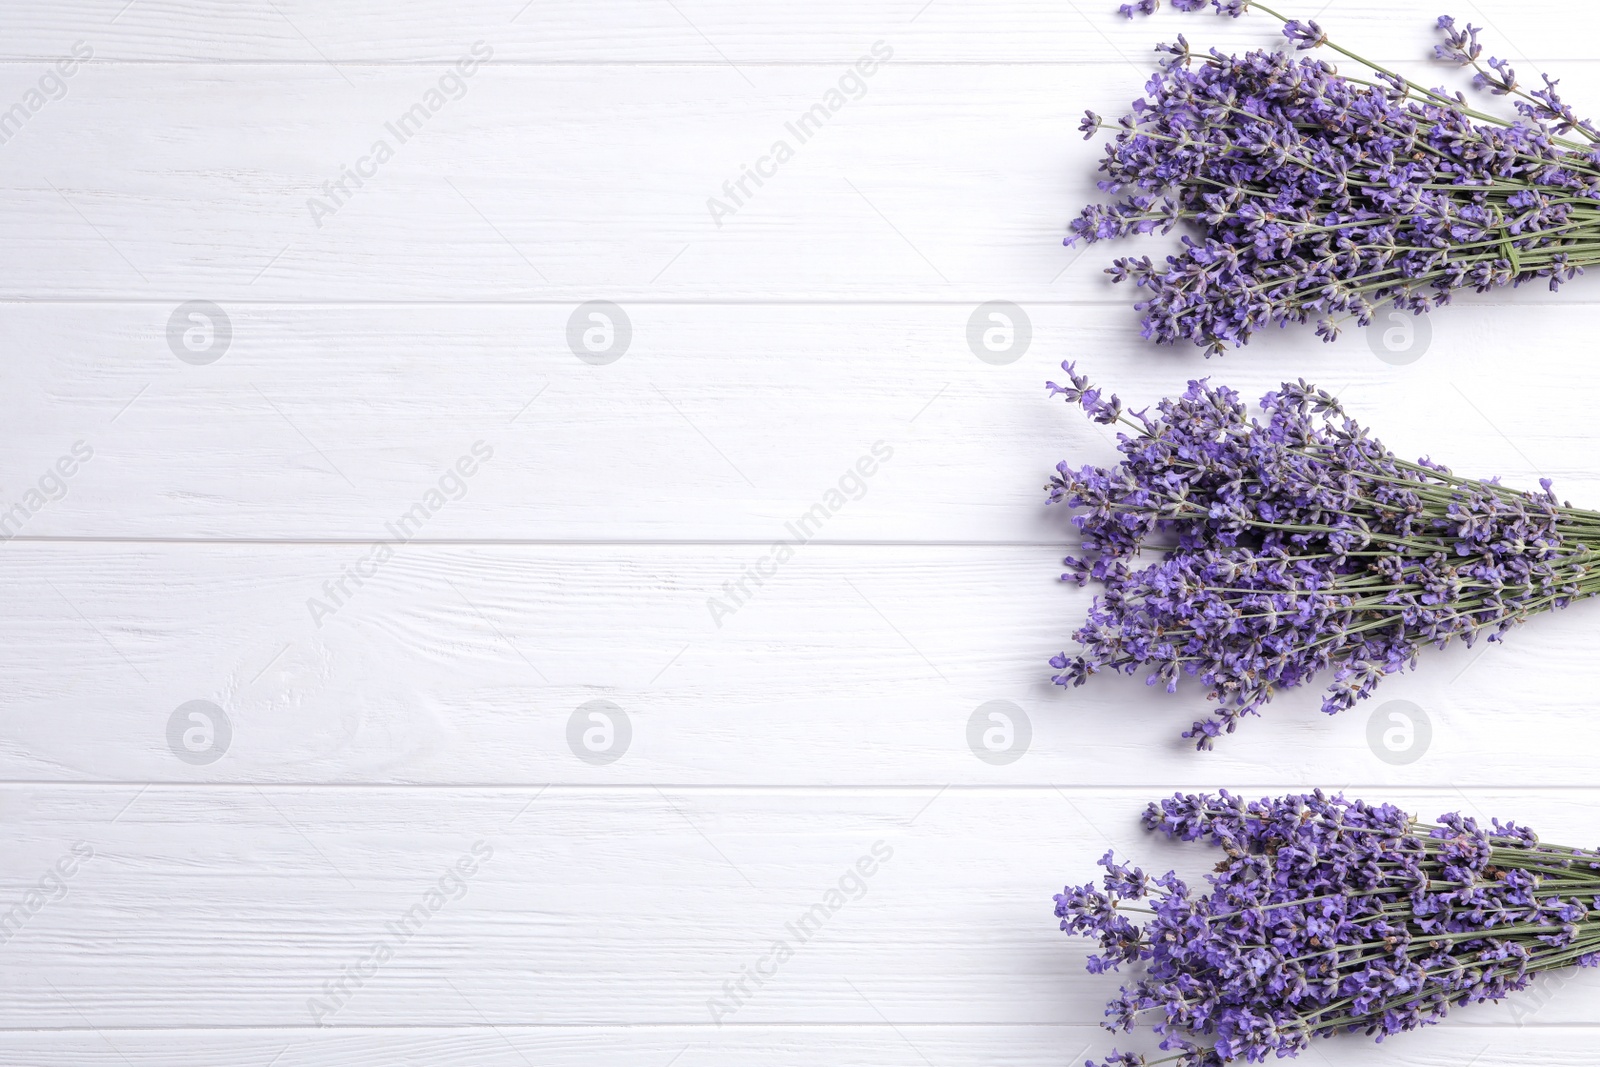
[4,1,1600,1063]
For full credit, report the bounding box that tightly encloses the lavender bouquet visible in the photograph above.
[1046,364,1600,747]
[1071,3,1600,353]
[1058,791,1600,1066]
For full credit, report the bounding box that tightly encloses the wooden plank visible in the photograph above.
[0,62,1124,301]
[4,785,1600,1028]
[0,1,1589,63]
[0,62,1598,301]
[0,1024,1594,1066]
[2,542,1597,785]
[3,301,1597,540]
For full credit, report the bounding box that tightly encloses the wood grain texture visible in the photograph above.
[3,302,1598,539]
[2,1026,1597,1066]
[0,1,1589,62]
[0,61,1597,301]
[4,786,1600,1029]
[2,62,1128,301]
[0,542,1596,785]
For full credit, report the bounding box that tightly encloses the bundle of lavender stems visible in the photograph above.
[1058,791,1600,1066]
[1071,2,1600,353]
[1046,364,1600,747]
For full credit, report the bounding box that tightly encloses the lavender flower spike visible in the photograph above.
[1048,365,1600,747]
[1076,5,1600,353]
[1059,792,1600,1066]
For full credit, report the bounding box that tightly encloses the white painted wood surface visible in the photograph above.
[5,1,1600,1063]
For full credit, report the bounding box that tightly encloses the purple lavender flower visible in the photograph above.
[1433,15,1482,65]
[1058,792,1600,1066]
[1048,365,1600,747]
[1118,0,1209,16]
[1074,6,1600,354]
